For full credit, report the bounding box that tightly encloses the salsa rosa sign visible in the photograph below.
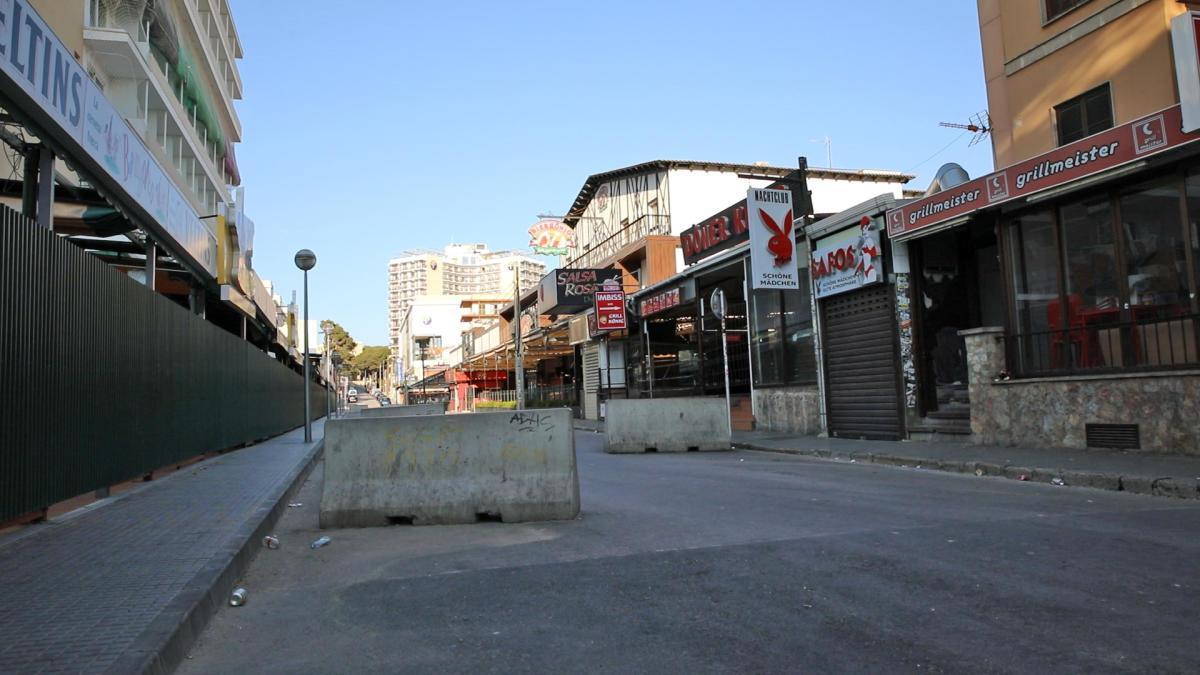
[811,217,881,299]
[536,268,623,314]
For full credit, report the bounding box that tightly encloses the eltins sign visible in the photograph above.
[0,0,216,277]
[747,187,800,290]
[811,216,882,299]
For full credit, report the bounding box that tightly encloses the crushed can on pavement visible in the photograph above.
[262,535,280,549]
[287,503,303,508]
[311,536,332,549]
[229,588,248,607]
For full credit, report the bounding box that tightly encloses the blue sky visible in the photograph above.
[234,1,993,345]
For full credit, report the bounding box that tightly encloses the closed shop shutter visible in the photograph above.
[582,342,600,420]
[821,284,902,440]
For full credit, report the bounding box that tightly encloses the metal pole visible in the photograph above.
[324,329,331,420]
[514,265,525,410]
[37,146,54,231]
[720,315,732,440]
[303,270,312,443]
[145,241,157,291]
[644,318,653,398]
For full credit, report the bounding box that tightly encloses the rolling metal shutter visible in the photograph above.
[821,284,903,440]
[582,342,601,420]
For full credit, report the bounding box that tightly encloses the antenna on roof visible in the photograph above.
[939,111,992,147]
[810,136,833,167]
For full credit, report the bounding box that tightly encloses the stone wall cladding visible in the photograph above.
[752,386,821,435]
[961,327,1200,455]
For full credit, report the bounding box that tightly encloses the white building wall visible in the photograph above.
[664,169,777,236]
[807,176,906,214]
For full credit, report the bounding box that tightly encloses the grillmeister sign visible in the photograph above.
[886,104,1200,239]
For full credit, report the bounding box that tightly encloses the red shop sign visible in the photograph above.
[639,287,681,316]
[886,104,1200,239]
[594,290,627,331]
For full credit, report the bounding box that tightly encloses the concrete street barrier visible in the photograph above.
[359,402,446,418]
[320,409,579,527]
[605,397,730,453]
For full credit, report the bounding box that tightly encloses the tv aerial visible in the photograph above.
[939,111,992,147]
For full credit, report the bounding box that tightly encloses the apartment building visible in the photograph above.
[0,1,295,354]
[388,244,544,373]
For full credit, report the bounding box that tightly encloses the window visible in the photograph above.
[750,273,816,387]
[1055,84,1112,145]
[1005,173,1200,375]
[1045,0,1089,22]
[1119,180,1190,314]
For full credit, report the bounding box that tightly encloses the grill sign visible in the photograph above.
[886,104,1200,239]
[594,281,627,332]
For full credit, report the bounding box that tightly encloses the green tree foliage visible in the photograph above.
[352,346,390,378]
[319,320,357,366]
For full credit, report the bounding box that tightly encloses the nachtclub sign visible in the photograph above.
[886,104,1200,239]
[748,188,800,290]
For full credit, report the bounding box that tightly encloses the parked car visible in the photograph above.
[379,396,391,405]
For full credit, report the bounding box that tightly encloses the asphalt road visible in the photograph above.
[180,431,1200,673]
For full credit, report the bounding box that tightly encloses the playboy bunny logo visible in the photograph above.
[758,208,793,266]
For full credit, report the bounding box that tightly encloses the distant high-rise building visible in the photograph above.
[388,244,544,369]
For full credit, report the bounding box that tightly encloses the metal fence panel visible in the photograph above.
[0,206,327,521]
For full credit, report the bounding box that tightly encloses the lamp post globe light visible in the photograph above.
[294,249,317,443]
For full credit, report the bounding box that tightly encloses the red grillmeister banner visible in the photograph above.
[886,104,1200,239]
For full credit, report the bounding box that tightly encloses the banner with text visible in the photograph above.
[811,217,882,299]
[747,188,799,290]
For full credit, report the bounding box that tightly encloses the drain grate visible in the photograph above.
[1086,423,1140,449]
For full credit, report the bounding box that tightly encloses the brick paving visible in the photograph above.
[0,421,323,674]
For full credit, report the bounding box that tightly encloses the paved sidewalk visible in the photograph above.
[734,431,1200,499]
[0,421,324,674]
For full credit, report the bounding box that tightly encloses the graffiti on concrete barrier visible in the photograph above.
[510,412,555,432]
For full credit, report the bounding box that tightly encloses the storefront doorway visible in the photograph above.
[910,222,1004,430]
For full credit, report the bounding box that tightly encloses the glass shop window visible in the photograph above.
[1119,180,1190,316]
[750,271,816,387]
[1008,209,1060,337]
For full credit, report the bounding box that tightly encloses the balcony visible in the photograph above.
[565,214,671,270]
[82,16,231,216]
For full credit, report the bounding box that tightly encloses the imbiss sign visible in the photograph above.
[593,280,627,331]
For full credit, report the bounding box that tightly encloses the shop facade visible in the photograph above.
[887,104,1200,453]
[807,197,910,440]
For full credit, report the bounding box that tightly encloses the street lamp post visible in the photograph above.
[331,351,343,416]
[323,324,333,420]
[294,249,317,443]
